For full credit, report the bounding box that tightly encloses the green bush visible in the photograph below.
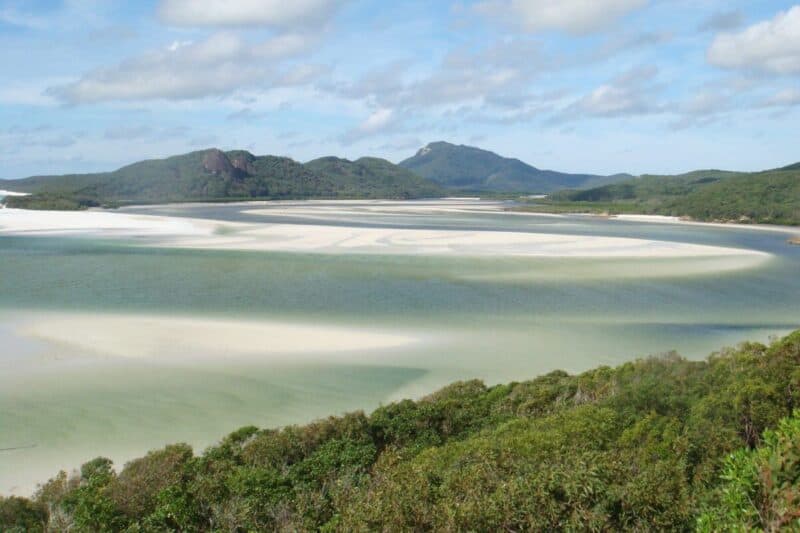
[698,411,800,531]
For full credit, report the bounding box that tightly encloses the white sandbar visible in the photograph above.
[0,205,769,259]
[168,223,768,258]
[17,312,420,361]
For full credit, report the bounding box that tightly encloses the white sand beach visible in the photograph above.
[0,207,215,236]
[613,214,800,235]
[0,204,770,260]
[167,223,769,258]
[0,190,29,201]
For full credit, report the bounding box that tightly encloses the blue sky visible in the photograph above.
[1,0,799,178]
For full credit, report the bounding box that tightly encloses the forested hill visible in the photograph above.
[538,164,800,225]
[305,156,443,199]
[399,141,631,192]
[1,149,444,210]
[3,331,800,531]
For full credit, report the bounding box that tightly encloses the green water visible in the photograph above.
[1,201,799,494]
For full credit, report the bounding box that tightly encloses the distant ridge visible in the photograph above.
[305,156,443,199]
[2,149,444,209]
[399,141,631,193]
[778,161,800,171]
[544,165,800,226]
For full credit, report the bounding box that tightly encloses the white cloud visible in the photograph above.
[327,39,546,112]
[475,0,647,34]
[48,33,319,104]
[578,85,645,116]
[340,108,396,144]
[708,6,800,74]
[359,108,394,132]
[158,0,345,28]
[763,88,800,107]
[0,7,50,29]
[551,65,661,122]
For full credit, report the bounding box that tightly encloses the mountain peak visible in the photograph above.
[400,141,621,193]
[415,141,454,157]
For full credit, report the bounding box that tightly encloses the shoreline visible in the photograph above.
[510,206,800,235]
[118,196,799,235]
[612,214,800,235]
[5,195,798,235]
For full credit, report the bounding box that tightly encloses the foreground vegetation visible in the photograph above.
[525,165,800,226]
[2,331,800,531]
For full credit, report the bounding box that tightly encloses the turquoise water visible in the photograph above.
[1,202,799,494]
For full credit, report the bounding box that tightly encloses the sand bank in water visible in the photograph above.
[0,204,770,259]
[166,223,769,258]
[15,313,423,362]
[16,312,421,362]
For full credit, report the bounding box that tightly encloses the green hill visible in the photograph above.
[3,331,800,531]
[305,156,444,199]
[536,166,800,225]
[2,149,443,210]
[399,141,630,193]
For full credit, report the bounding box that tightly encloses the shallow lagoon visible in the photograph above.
[1,200,799,494]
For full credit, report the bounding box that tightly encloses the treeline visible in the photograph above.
[533,166,800,226]
[2,331,800,531]
[4,194,104,211]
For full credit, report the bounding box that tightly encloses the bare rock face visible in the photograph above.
[202,149,234,175]
[230,155,255,175]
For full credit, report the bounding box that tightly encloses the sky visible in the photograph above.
[0,0,799,178]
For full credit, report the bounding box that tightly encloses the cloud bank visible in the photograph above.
[708,6,800,74]
[475,0,647,34]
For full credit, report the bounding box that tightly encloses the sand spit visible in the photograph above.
[17,312,421,362]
